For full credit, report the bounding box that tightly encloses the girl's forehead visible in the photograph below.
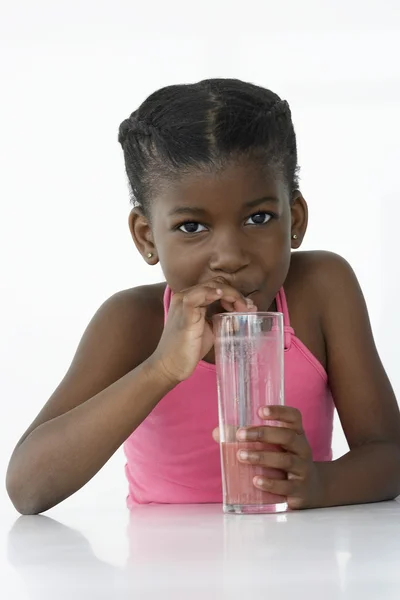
[155,161,288,212]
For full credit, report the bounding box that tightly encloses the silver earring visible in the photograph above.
[292,234,298,240]
[147,252,153,259]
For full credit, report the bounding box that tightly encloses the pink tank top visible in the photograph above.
[124,286,334,507]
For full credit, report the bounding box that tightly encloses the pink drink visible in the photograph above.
[213,312,286,514]
[221,441,287,512]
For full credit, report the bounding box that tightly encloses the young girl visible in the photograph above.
[6,78,400,515]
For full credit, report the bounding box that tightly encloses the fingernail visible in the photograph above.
[238,450,248,460]
[237,429,247,440]
[263,407,271,417]
[256,477,264,487]
[246,298,254,307]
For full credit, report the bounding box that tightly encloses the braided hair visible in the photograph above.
[118,78,299,217]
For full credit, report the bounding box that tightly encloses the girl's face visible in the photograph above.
[130,159,308,311]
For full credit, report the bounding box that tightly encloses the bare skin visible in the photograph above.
[6,158,400,514]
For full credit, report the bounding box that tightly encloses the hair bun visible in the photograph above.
[135,120,153,137]
[266,99,290,119]
[118,118,132,145]
[118,116,153,145]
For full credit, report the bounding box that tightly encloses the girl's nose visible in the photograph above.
[209,237,250,274]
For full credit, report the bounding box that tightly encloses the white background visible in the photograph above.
[1,0,400,516]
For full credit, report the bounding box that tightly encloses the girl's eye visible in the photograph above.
[245,212,272,226]
[178,222,207,234]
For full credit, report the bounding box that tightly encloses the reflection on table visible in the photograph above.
[7,500,400,599]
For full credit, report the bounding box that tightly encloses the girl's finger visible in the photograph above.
[237,449,305,476]
[212,427,220,442]
[219,299,237,313]
[253,475,299,497]
[258,405,304,434]
[196,278,255,312]
[237,425,311,459]
[212,425,240,443]
[219,299,258,313]
[178,286,224,309]
[176,284,249,312]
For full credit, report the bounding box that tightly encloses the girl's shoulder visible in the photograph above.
[117,280,167,313]
[284,250,361,369]
[80,282,167,375]
[285,249,373,351]
[70,281,168,385]
[287,248,370,338]
[288,249,352,281]
[286,250,357,303]
[112,280,166,345]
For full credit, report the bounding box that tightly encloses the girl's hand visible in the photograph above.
[151,277,257,385]
[213,406,324,509]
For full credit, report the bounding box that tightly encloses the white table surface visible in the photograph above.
[2,500,400,599]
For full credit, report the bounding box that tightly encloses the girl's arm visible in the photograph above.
[6,286,173,515]
[317,252,400,506]
[7,276,252,515]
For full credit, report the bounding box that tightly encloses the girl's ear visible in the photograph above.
[290,191,308,248]
[128,208,158,264]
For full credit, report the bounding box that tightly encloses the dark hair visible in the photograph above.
[118,78,299,216]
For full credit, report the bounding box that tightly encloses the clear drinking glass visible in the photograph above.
[213,312,287,515]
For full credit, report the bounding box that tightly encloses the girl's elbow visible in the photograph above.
[6,467,44,516]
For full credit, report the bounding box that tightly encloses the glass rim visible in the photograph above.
[212,311,283,321]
